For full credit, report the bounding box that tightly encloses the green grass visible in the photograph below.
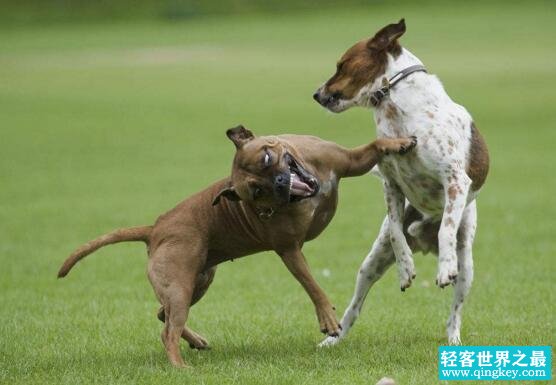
[1,2,555,384]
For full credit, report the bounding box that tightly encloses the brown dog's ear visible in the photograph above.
[368,18,406,51]
[226,125,254,149]
[212,186,241,205]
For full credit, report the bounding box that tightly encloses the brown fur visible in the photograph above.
[324,19,406,100]
[385,104,398,120]
[467,122,490,191]
[57,128,416,367]
[447,185,458,201]
[57,226,151,277]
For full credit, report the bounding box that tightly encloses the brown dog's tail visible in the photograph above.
[57,226,152,278]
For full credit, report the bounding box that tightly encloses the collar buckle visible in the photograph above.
[370,87,390,107]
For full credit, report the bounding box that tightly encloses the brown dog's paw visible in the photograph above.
[188,338,210,350]
[398,136,417,154]
[317,304,341,337]
[377,136,417,155]
[183,328,211,350]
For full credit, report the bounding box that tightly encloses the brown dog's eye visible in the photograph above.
[253,187,263,200]
[263,152,271,167]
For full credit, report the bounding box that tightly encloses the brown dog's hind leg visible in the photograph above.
[190,266,216,306]
[156,266,216,350]
[148,243,205,368]
[160,288,193,368]
[157,308,209,349]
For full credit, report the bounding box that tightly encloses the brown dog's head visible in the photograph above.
[313,19,406,112]
[213,125,319,210]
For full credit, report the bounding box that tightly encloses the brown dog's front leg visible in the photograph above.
[277,247,340,336]
[344,136,417,177]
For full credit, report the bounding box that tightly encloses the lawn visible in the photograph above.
[0,2,555,384]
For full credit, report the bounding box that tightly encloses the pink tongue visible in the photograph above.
[290,173,313,196]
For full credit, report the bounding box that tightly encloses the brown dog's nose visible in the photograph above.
[275,174,288,186]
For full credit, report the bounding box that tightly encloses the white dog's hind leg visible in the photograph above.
[319,216,395,347]
[437,168,472,287]
[447,200,476,344]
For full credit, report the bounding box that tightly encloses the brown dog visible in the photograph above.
[58,125,416,367]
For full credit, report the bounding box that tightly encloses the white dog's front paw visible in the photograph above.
[318,334,341,348]
[448,332,462,346]
[398,258,416,291]
[436,261,458,288]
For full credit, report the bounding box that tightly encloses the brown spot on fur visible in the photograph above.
[446,217,455,228]
[467,122,489,191]
[385,104,398,119]
[448,185,458,201]
[426,111,434,118]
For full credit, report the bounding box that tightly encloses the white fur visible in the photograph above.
[319,48,480,347]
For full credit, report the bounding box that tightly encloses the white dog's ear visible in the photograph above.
[212,186,241,205]
[226,124,254,149]
[368,18,406,51]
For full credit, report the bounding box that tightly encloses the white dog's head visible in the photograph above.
[313,19,406,112]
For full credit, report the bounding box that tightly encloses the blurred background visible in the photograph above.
[1,1,554,384]
[1,0,524,24]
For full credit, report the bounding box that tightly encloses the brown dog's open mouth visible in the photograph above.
[287,154,319,202]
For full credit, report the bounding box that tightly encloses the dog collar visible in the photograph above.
[370,65,427,107]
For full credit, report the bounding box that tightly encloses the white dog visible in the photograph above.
[313,19,489,345]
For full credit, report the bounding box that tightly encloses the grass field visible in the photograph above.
[1,2,555,384]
